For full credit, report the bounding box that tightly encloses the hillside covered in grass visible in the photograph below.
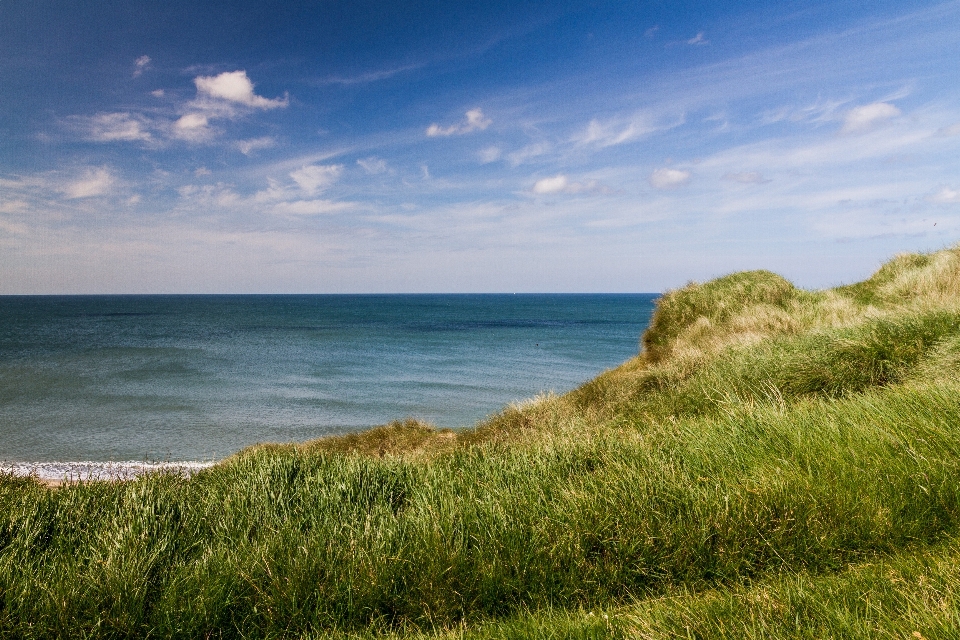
[4,246,960,638]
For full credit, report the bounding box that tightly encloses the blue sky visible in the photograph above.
[2,0,959,293]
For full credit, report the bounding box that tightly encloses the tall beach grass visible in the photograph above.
[4,245,960,637]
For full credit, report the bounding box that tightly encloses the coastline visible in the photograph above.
[0,460,215,485]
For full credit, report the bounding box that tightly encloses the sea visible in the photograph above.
[0,294,656,480]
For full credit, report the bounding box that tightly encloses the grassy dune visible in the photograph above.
[4,246,960,638]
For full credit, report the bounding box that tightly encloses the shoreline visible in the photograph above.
[0,460,216,485]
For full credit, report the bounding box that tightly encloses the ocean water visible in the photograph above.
[0,295,655,473]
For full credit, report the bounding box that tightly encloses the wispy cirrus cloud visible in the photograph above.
[289,164,343,195]
[133,55,151,78]
[67,112,153,143]
[236,137,277,155]
[507,142,550,166]
[572,111,683,148]
[272,199,357,216]
[317,64,420,85]
[477,146,502,163]
[1,167,119,203]
[357,157,388,174]
[722,171,770,184]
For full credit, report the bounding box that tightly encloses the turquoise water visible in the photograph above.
[0,295,655,464]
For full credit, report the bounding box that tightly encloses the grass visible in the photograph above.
[4,245,960,638]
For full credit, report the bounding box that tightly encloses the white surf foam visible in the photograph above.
[0,461,216,482]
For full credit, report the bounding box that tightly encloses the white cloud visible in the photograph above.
[236,137,277,155]
[151,89,165,98]
[577,119,644,147]
[722,171,770,184]
[172,113,213,142]
[648,168,691,190]
[272,199,357,216]
[478,146,502,163]
[194,167,212,177]
[318,64,420,85]
[73,112,152,142]
[290,164,343,195]
[532,175,570,194]
[687,32,708,45]
[926,186,960,203]
[194,71,288,110]
[177,183,240,208]
[841,102,901,134]
[507,143,550,166]
[0,199,29,214]
[61,168,115,199]
[936,122,960,136]
[357,157,388,174]
[761,97,852,126]
[573,111,682,148]
[0,218,29,235]
[426,108,491,137]
[531,174,608,195]
[133,55,151,77]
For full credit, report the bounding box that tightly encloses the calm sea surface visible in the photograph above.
[0,295,655,464]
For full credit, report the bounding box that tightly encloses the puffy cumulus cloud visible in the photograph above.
[532,174,569,194]
[236,137,276,155]
[133,55,151,77]
[426,108,491,137]
[357,157,388,174]
[272,199,357,216]
[841,102,901,134]
[70,112,152,142]
[531,174,608,195]
[477,146,502,163]
[648,168,691,190]
[194,71,288,110]
[290,164,343,195]
[172,113,213,142]
[722,171,770,184]
[926,186,960,204]
[61,168,115,199]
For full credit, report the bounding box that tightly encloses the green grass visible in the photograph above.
[5,245,960,638]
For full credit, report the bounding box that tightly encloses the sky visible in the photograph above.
[2,0,960,293]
